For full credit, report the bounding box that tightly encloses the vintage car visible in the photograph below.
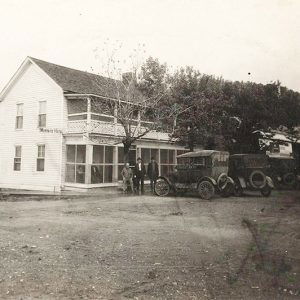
[228,154,274,197]
[154,150,235,200]
[268,156,298,189]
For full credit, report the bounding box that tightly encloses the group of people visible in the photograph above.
[121,157,159,194]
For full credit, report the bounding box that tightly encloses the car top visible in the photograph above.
[230,154,267,158]
[268,155,295,160]
[177,150,229,158]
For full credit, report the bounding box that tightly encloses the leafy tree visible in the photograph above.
[168,67,231,151]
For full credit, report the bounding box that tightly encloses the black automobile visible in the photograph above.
[228,154,274,197]
[268,156,298,189]
[154,150,235,200]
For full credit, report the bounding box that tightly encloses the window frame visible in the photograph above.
[160,149,176,177]
[36,144,45,172]
[38,101,47,128]
[14,145,22,171]
[15,103,24,130]
[65,145,86,183]
[92,145,114,184]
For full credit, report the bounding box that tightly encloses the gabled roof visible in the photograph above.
[29,57,122,99]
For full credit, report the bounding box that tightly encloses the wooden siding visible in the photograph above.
[0,61,65,191]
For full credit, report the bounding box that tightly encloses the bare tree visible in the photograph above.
[89,43,176,162]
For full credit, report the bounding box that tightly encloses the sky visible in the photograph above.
[0,0,299,91]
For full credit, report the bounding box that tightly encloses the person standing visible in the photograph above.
[134,157,146,194]
[121,163,134,193]
[147,156,159,193]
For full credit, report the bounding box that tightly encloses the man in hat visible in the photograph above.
[121,162,134,193]
[134,157,146,194]
[147,156,159,193]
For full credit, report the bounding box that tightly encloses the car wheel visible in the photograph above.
[154,178,170,197]
[249,170,266,189]
[198,180,215,200]
[283,173,296,186]
[260,186,271,197]
[221,182,234,198]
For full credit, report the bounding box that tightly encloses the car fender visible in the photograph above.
[198,176,217,187]
[226,176,235,185]
[237,176,246,188]
[157,176,173,187]
[266,176,274,189]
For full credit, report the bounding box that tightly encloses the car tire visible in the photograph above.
[283,173,296,186]
[249,170,266,189]
[154,178,171,197]
[198,180,215,200]
[260,186,271,197]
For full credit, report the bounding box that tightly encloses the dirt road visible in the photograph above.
[0,191,299,299]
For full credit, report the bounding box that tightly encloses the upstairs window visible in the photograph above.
[14,146,22,171]
[37,145,45,171]
[38,101,47,128]
[15,103,23,129]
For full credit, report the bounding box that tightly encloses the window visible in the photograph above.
[118,146,136,180]
[65,145,86,183]
[193,157,205,166]
[91,145,114,183]
[37,145,45,171]
[90,99,114,123]
[160,149,175,176]
[141,148,159,178]
[14,146,22,171]
[38,101,47,128]
[15,103,23,129]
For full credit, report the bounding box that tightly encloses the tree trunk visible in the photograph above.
[123,140,131,164]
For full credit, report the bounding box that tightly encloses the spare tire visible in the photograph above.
[249,170,266,189]
[283,173,296,186]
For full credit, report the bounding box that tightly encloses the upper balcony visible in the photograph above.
[65,94,170,141]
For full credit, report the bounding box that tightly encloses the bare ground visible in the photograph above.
[0,190,299,299]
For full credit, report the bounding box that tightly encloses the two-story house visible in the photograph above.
[0,57,187,191]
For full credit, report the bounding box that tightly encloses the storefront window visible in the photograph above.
[66,164,75,182]
[67,145,76,163]
[91,165,103,184]
[93,145,104,164]
[160,149,175,176]
[141,148,159,164]
[141,148,150,163]
[65,145,86,183]
[91,145,114,183]
[118,146,136,180]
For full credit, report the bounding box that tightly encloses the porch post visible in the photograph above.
[114,105,117,136]
[85,144,93,184]
[113,146,118,182]
[137,147,141,160]
[87,97,91,137]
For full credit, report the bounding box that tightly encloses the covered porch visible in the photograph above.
[63,135,188,189]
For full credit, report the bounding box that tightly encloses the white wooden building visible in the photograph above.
[0,57,187,191]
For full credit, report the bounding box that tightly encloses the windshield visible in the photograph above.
[176,156,207,169]
[212,153,229,167]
